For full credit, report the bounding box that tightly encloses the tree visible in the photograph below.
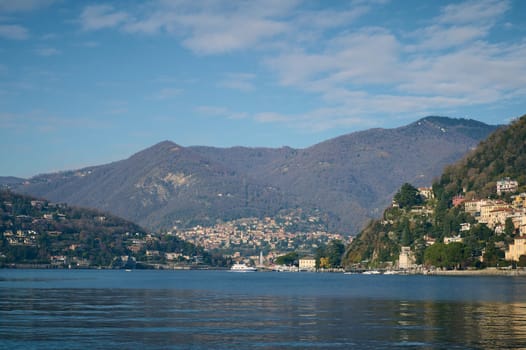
[424,242,469,269]
[275,252,298,266]
[326,240,345,267]
[394,183,423,209]
[504,217,515,236]
[319,257,330,269]
[424,243,447,268]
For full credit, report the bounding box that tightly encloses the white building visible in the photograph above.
[299,257,316,271]
[497,178,518,195]
[398,246,415,269]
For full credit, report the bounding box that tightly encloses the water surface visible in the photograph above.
[1,269,526,349]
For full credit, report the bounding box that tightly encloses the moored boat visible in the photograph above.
[230,263,257,272]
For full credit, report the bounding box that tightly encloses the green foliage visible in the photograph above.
[437,116,526,197]
[0,190,225,268]
[316,240,345,268]
[344,115,526,269]
[394,183,423,209]
[424,242,470,269]
[504,217,515,236]
[275,252,298,266]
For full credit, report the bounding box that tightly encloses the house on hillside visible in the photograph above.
[418,187,434,200]
[452,194,466,207]
[505,236,526,262]
[497,178,518,195]
[464,199,490,216]
[479,200,509,225]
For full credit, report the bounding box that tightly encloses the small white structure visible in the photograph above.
[444,235,463,244]
[398,246,415,269]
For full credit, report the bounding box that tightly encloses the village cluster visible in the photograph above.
[171,215,348,261]
[399,178,526,268]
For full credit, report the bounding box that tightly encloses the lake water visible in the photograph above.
[2,270,526,349]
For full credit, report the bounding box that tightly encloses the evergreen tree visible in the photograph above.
[394,183,423,209]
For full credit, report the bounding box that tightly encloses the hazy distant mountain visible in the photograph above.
[0,177,25,186]
[10,117,497,234]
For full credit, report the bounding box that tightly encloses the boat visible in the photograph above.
[230,263,257,272]
[362,270,381,275]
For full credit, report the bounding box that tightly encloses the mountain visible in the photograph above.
[344,114,526,268]
[436,116,526,199]
[0,177,25,187]
[10,117,497,234]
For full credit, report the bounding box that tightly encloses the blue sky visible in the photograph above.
[1,0,525,178]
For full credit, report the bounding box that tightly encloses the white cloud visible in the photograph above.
[79,5,129,31]
[259,0,525,130]
[70,1,526,133]
[266,28,401,89]
[409,25,489,51]
[111,0,300,54]
[0,24,28,40]
[0,0,55,13]
[220,73,256,91]
[437,0,510,25]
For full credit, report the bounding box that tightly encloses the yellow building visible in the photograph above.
[505,237,526,261]
[299,257,316,271]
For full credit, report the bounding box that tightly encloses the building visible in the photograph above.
[505,236,526,261]
[479,200,509,224]
[452,194,466,207]
[464,199,487,216]
[418,187,434,200]
[299,257,316,271]
[398,246,415,269]
[497,178,518,195]
[444,235,463,244]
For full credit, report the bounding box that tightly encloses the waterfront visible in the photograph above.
[2,269,526,349]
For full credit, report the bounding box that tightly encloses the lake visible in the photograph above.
[1,269,526,349]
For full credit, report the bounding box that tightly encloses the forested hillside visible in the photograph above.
[344,115,526,269]
[0,190,227,268]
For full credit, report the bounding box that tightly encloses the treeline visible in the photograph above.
[275,239,346,269]
[438,115,526,199]
[0,190,228,268]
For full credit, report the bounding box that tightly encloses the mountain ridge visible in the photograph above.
[5,116,498,234]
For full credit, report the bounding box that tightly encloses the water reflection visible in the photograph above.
[2,272,526,349]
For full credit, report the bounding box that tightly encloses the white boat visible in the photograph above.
[362,270,381,275]
[230,263,257,272]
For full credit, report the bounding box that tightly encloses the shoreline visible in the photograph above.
[424,267,526,276]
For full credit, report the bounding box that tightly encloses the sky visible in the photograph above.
[1,0,526,178]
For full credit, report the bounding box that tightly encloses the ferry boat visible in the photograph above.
[230,263,257,272]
